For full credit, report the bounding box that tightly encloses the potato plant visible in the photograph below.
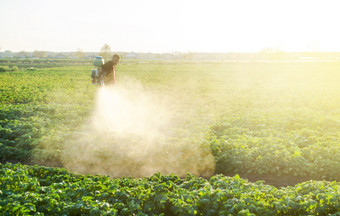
[1,163,339,215]
[0,62,339,193]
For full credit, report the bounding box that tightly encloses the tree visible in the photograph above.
[33,50,47,58]
[99,44,112,61]
[3,50,13,58]
[14,50,29,59]
[55,52,67,59]
[75,48,85,59]
[260,46,283,60]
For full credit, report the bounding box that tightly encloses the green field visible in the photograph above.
[0,61,339,214]
[1,163,339,215]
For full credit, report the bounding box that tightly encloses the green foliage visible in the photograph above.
[0,59,92,69]
[0,66,95,164]
[0,62,339,183]
[208,111,340,180]
[0,66,9,72]
[25,67,38,71]
[0,163,339,215]
[0,62,339,214]
[0,66,18,72]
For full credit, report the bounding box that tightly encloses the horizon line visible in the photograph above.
[2,50,340,54]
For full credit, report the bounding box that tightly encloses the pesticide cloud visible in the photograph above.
[62,80,215,177]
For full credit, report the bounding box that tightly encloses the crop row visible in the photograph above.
[1,163,339,216]
[0,63,339,182]
[208,110,340,181]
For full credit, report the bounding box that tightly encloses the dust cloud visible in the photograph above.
[62,80,215,178]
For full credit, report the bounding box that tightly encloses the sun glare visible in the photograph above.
[1,0,339,52]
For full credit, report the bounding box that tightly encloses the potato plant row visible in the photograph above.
[1,163,339,216]
[0,63,339,183]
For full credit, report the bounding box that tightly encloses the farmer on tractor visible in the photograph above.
[91,54,121,86]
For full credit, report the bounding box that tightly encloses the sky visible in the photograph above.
[0,0,340,53]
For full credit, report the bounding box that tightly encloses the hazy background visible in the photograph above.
[1,0,340,53]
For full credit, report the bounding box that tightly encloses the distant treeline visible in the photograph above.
[0,59,92,69]
[1,51,340,62]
